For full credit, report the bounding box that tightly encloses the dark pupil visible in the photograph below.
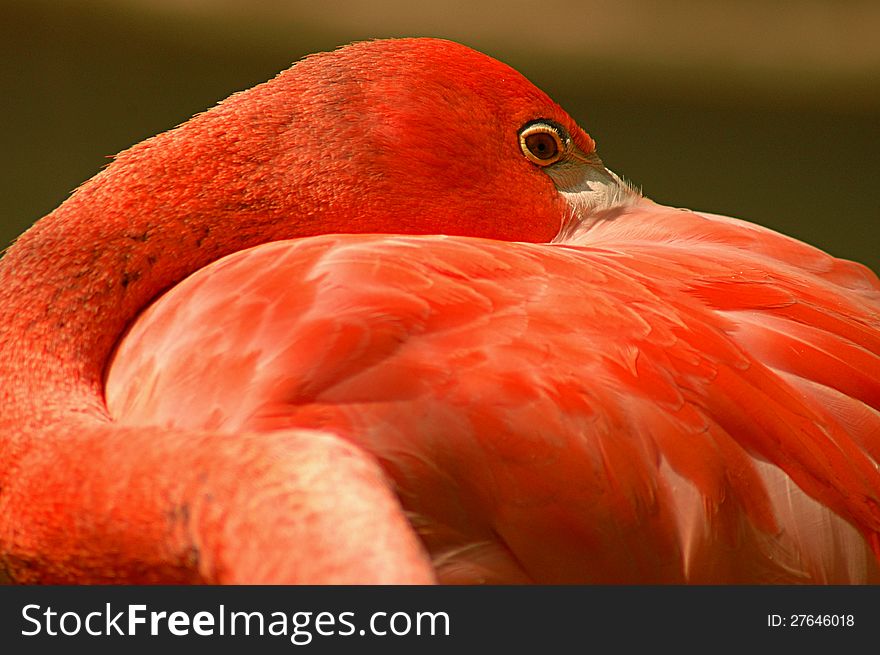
[526,132,558,159]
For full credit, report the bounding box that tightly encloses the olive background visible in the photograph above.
[2,0,878,271]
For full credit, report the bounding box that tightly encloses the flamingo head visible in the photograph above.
[270,37,640,242]
[82,38,639,252]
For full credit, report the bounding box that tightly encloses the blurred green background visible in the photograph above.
[2,0,878,271]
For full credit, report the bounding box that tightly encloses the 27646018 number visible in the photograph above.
[767,614,854,627]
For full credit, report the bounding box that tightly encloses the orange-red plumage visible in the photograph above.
[1,38,879,584]
[103,204,880,583]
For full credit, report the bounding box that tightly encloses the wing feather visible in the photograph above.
[106,203,880,582]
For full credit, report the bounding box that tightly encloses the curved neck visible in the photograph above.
[0,124,311,427]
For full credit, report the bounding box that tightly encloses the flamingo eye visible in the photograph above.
[519,122,567,166]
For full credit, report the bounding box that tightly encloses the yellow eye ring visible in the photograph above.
[519,122,566,166]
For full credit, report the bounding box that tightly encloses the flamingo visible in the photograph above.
[1,38,879,584]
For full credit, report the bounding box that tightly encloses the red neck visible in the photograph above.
[0,90,313,425]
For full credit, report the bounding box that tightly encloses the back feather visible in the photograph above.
[107,203,880,582]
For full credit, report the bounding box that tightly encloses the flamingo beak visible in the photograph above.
[547,146,641,240]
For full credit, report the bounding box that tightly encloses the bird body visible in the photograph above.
[105,203,880,583]
[1,38,879,584]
